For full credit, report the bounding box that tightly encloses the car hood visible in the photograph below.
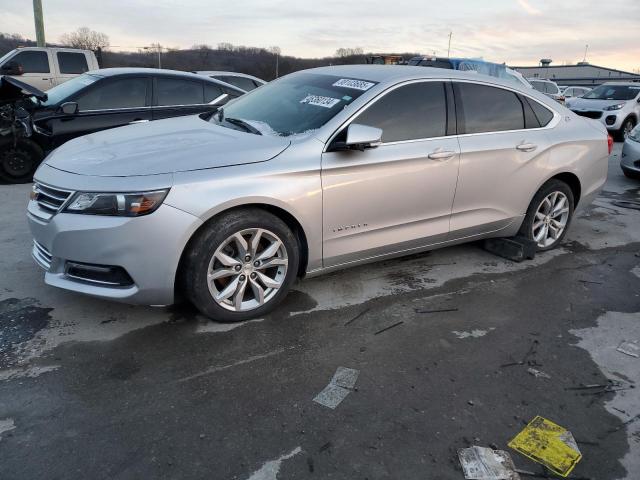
[567,98,628,111]
[44,115,291,177]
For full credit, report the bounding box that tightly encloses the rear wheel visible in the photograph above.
[181,209,300,322]
[617,117,636,142]
[0,138,44,184]
[519,179,575,251]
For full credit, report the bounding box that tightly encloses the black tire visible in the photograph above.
[622,168,640,180]
[181,208,300,322]
[0,138,44,184]
[518,179,575,251]
[616,117,636,142]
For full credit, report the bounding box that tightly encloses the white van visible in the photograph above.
[0,47,99,91]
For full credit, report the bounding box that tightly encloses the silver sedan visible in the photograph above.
[27,65,610,322]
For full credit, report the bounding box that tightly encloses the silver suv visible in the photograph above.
[28,66,609,322]
[566,82,640,140]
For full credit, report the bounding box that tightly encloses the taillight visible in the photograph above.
[607,135,614,155]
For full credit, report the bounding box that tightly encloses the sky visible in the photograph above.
[1,0,639,71]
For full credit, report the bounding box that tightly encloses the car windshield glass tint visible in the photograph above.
[37,73,100,107]
[584,85,640,101]
[210,72,377,136]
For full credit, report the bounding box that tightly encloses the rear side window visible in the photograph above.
[525,97,554,127]
[77,77,148,110]
[156,78,204,105]
[12,51,49,73]
[57,52,89,74]
[454,83,524,134]
[214,75,258,91]
[355,81,447,142]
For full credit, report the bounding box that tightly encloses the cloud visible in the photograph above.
[517,0,542,15]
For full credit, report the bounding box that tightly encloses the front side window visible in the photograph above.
[12,51,49,73]
[584,84,640,101]
[454,82,525,134]
[211,72,377,136]
[77,77,148,110]
[57,52,89,74]
[37,73,99,107]
[354,82,447,142]
[156,78,204,105]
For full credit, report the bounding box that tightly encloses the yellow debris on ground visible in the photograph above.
[508,416,582,477]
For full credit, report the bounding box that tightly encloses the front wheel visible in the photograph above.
[617,117,636,142]
[0,138,45,184]
[181,209,300,322]
[519,179,575,251]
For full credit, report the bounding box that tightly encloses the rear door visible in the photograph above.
[152,77,220,120]
[450,81,556,239]
[321,80,460,267]
[54,50,90,86]
[48,76,152,147]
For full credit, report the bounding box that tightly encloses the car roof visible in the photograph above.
[601,82,640,86]
[87,67,245,93]
[305,64,532,92]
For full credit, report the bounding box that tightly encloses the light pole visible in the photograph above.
[447,31,452,57]
[33,0,45,47]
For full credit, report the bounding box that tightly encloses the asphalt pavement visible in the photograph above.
[0,143,639,480]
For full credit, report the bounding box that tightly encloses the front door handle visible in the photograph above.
[428,149,456,161]
[129,119,149,124]
[516,143,537,152]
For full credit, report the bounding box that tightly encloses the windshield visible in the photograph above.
[584,84,640,101]
[36,73,100,107]
[210,72,377,136]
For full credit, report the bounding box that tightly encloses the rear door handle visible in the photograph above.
[428,150,456,161]
[129,119,149,124]
[516,143,537,152]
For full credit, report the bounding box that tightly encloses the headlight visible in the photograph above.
[628,125,640,143]
[603,103,625,111]
[64,189,169,216]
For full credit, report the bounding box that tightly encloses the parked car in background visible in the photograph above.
[566,82,640,140]
[621,124,640,179]
[561,86,591,99]
[528,79,565,104]
[1,68,245,183]
[0,47,99,91]
[505,67,532,89]
[27,65,609,322]
[194,71,266,92]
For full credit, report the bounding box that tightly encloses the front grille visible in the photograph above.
[32,240,52,271]
[572,110,602,120]
[32,182,73,214]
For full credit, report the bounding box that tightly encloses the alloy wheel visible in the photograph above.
[206,228,288,312]
[532,191,570,248]
[623,121,634,139]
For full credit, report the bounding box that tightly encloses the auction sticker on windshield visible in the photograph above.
[300,94,341,108]
[333,78,376,91]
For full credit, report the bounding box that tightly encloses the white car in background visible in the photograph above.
[528,79,565,104]
[194,71,266,92]
[561,86,591,99]
[566,82,640,140]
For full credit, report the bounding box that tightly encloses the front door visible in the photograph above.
[321,81,460,267]
[9,50,54,91]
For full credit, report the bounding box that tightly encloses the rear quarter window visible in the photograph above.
[525,98,554,127]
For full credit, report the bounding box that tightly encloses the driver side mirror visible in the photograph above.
[331,123,383,152]
[1,61,23,76]
[60,102,78,115]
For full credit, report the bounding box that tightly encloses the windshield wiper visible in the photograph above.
[225,117,262,135]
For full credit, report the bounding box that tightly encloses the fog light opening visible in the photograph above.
[65,262,134,287]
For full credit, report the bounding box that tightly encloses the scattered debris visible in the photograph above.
[0,418,15,440]
[616,340,639,358]
[527,368,551,379]
[508,416,582,477]
[374,321,404,335]
[483,236,536,262]
[612,200,640,211]
[313,367,359,409]
[501,340,539,367]
[453,328,494,339]
[566,380,634,396]
[578,279,603,285]
[344,308,370,326]
[246,446,302,480]
[415,308,459,314]
[458,446,521,480]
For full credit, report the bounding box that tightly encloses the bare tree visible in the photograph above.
[335,47,364,57]
[60,27,109,51]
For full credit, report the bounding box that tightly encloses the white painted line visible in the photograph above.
[452,328,495,339]
[246,446,302,480]
[313,367,359,409]
[0,365,59,381]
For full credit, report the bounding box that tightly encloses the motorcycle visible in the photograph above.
[0,76,47,183]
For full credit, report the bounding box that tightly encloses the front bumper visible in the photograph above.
[621,139,640,174]
[27,200,202,305]
[571,109,624,131]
